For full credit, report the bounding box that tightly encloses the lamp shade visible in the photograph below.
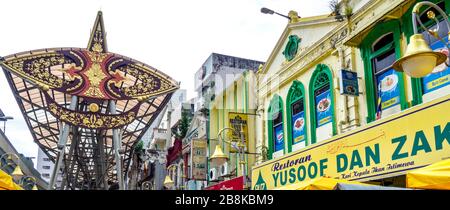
[209,145,229,166]
[163,175,174,189]
[11,166,24,180]
[32,185,38,190]
[393,34,447,78]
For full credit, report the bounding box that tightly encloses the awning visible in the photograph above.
[274,177,370,190]
[407,159,450,190]
[0,169,23,190]
[335,183,411,190]
[205,176,244,190]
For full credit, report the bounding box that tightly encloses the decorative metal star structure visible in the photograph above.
[0,11,179,189]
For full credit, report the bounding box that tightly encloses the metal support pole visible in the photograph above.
[60,128,77,190]
[49,96,78,190]
[96,131,108,189]
[109,100,124,190]
[239,124,246,190]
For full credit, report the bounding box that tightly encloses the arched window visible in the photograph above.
[309,64,336,144]
[360,20,407,123]
[267,95,284,159]
[286,81,307,152]
[404,0,450,105]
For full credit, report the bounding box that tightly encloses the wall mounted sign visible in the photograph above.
[283,35,301,61]
[252,96,450,190]
[377,69,400,110]
[191,139,207,180]
[422,36,450,94]
[339,69,359,96]
[315,89,332,127]
[274,125,284,152]
[228,113,249,153]
[292,111,306,144]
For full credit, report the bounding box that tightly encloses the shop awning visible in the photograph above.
[205,176,244,190]
[0,169,23,190]
[407,159,450,190]
[335,183,411,190]
[274,177,370,190]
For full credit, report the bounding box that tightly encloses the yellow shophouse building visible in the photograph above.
[252,0,450,190]
[208,70,259,189]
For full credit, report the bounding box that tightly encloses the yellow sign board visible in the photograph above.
[252,96,450,190]
[228,113,249,153]
[191,139,207,180]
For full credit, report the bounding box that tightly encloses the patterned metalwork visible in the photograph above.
[1,49,178,101]
[0,11,178,189]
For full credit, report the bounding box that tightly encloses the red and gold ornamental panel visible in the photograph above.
[0,13,178,130]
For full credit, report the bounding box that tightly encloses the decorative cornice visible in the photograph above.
[258,0,410,97]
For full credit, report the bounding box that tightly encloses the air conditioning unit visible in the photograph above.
[220,162,230,177]
[209,168,218,181]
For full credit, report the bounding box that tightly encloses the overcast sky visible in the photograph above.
[0,0,330,164]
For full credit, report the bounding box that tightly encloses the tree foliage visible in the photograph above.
[172,110,191,139]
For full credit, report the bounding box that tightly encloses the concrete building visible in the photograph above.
[165,101,195,190]
[207,70,259,190]
[252,0,450,190]
[137,89,189,190]
[194,53,264,111]
[181,53,264,190]
[36,148,63,188]
[142,89,187,148]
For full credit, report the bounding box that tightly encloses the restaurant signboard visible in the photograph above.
[252,96,450,190]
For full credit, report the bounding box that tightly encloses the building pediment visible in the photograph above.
[259,15,339,84]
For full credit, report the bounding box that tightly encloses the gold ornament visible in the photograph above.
[89,103,100,112]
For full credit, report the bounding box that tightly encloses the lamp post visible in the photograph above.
[393,1,450,78]
[0,153,24,181]
[260,7,291,20]
[260,7,301,24]
[0,116,14,135]
[163,164,177,190]
[209,125,247,190]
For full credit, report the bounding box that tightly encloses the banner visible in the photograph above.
[274,125,284,152]
[191,139,207,180]
[205,176,244,190]
[315,90,332,127]
[252,96,450,190]
[377,69,400,110]
[422,36,450,94]
[292,111,306,144]
[228,113,249,153]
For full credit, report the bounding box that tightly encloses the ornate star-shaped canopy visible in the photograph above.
[0,11,178,187]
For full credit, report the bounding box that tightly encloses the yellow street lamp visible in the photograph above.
[163,164,177,189]
[209,144,229,166]
[393,1,450,78]
[210,126,247,189]
[0,153,24,181]
[20,176,37,190]
[11,165,24,180]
